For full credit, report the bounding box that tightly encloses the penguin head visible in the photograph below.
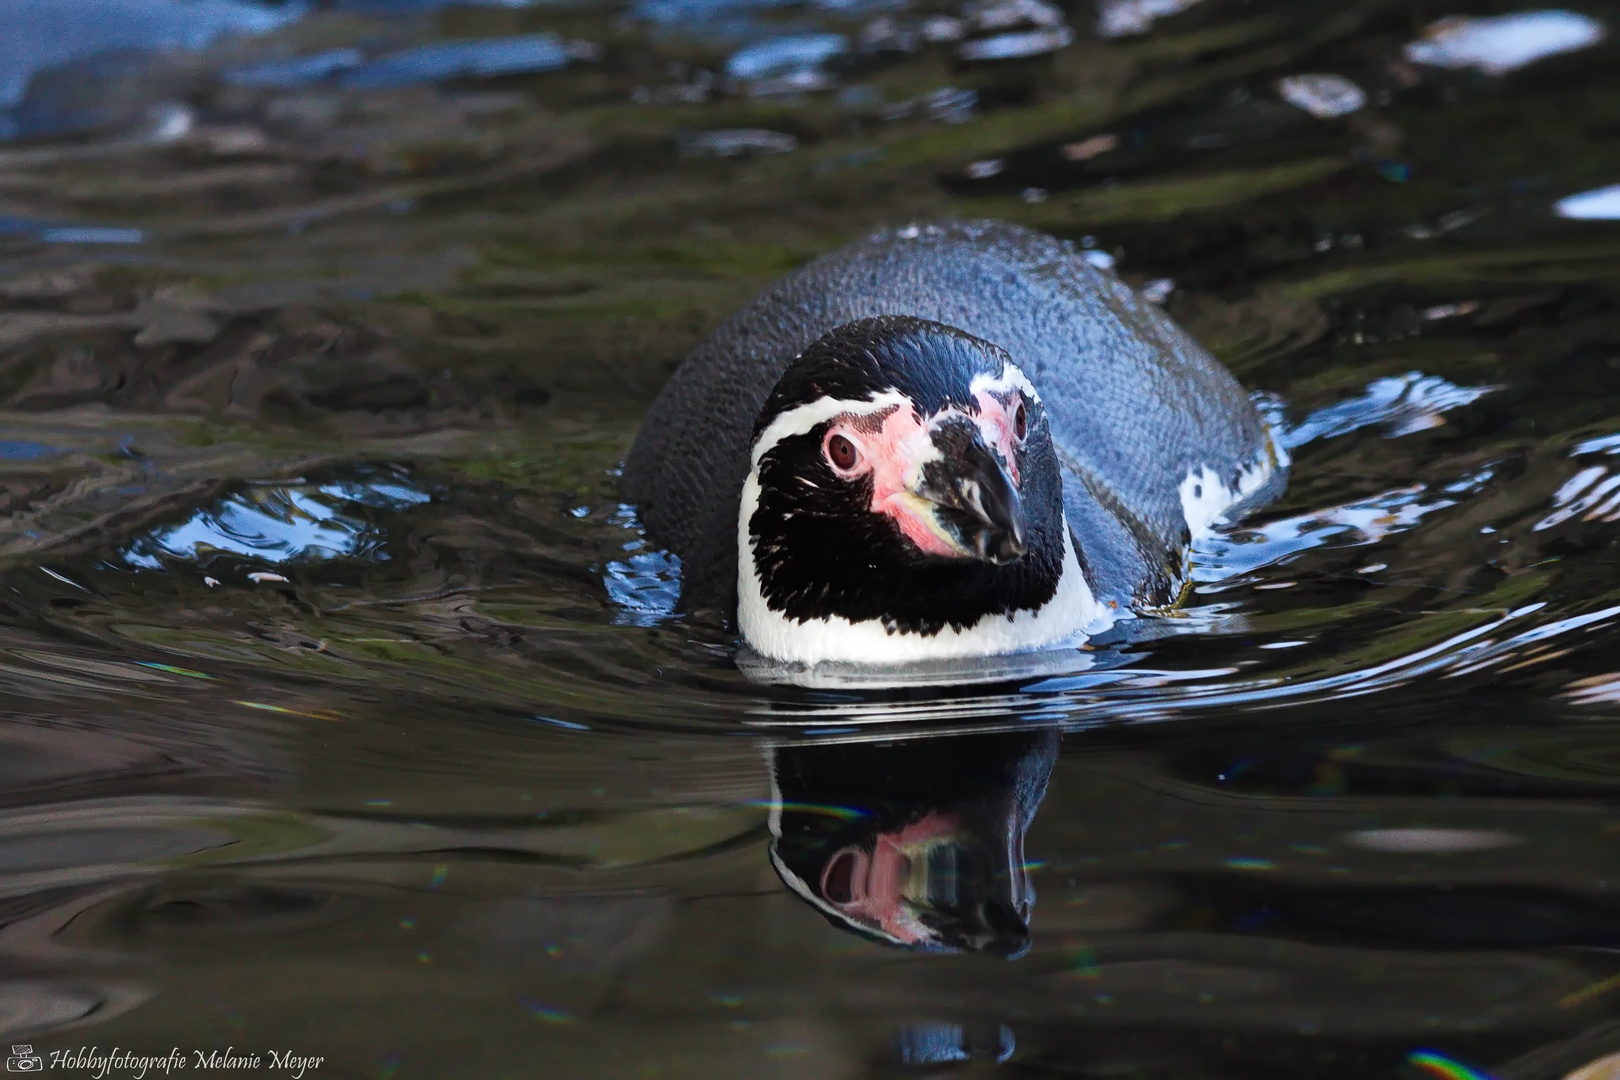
[737,315,1094,666]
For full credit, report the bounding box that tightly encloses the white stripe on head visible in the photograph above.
[969,361,1039,404]
[750,391,913,468]
[752,359,1034,470]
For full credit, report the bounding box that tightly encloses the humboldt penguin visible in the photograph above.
[767,729,1060,956]
[622,220,1284,666]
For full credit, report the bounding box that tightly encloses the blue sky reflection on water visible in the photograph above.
[0,0,300,109]
[120,474,432,571]
[0,0,590,137]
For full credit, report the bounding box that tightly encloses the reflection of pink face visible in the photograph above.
[819,812,962,944]
[818,391,1027,560]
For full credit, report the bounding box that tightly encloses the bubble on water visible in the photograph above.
[1276,73,1366,119]
[1095,0,1205,39]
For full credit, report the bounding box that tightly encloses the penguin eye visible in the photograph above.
[826,434,859,472]
[1013,401,1028,442]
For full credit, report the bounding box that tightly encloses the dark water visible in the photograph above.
[3,0,1620,1076]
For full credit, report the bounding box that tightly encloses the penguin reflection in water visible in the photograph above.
[768,731,1058,955]
[623,220,1286,668]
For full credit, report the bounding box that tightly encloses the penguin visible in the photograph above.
[767,729,1060,956]
[622,220,1286,666]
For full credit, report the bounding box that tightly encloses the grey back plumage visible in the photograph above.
[622,219,1277,616]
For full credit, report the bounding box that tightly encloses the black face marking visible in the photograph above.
[915,415,1027,565]
[748,316,1068,636]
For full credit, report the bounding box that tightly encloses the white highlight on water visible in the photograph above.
[1557,184,1620,220]
[1403,11,1605,75]
[1276,73,1366,118]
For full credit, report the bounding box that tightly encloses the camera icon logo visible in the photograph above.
[5,1045,42,1072]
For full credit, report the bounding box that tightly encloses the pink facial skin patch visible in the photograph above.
[818,811,962,945]
[973,388,1025,486]
[821,396,1024,559]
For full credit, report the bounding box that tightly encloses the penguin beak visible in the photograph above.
[914,416,1028,564]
